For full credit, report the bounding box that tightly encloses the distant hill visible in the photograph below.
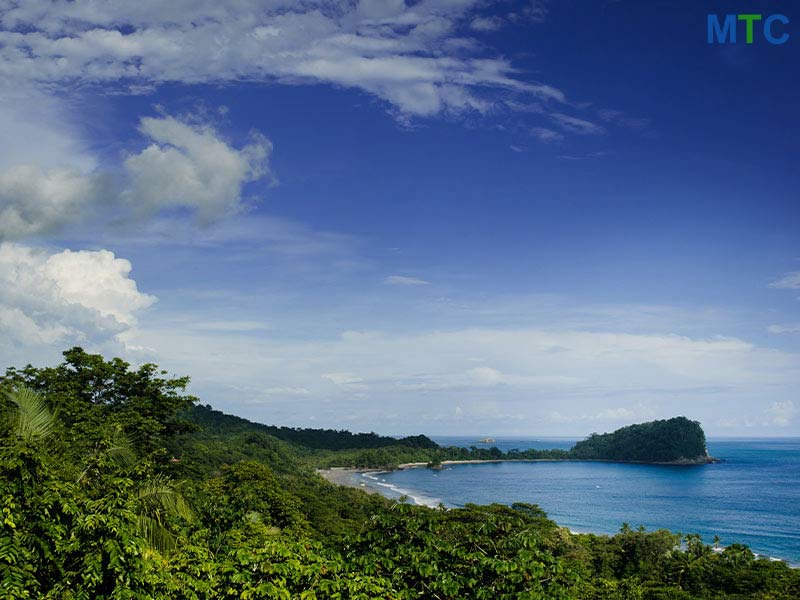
[187,406,713,466]
[569,417,712,464]
[187,404,438,451]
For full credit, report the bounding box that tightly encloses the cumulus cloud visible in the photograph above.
[0,113,272,239]
[0,242,155,348]
[769,271,800,289]
[0,165,109,240]
[123,115,271,221]
[0,0,565,117]
[384,275,431,286]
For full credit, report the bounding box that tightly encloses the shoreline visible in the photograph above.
[316,455,718,491]
[316,462,796,568]
[404,456,720,466]
[315,467,383,493]
[320,455,718,476]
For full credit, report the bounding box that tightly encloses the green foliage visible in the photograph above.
[5,387,55,444]
[1,347,197,460]
[570,417,709,463]
[2,350,798,599]
[187,404,437,451]
[342,502,579,599]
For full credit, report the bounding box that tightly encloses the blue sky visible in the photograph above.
[0,0,798,436]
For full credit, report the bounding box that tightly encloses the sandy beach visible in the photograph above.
[316,467,383,493]
[316,459,554,494]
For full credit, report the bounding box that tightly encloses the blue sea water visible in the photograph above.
[354,437,800,564]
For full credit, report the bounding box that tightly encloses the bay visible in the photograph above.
[355,437,800,564]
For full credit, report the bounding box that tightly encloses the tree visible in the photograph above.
[1,387,194,598]
[1,347,197,460]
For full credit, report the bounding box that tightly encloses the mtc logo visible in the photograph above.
[707,14,790,44]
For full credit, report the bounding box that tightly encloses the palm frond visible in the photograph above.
[104,431,136,469]
[77,429,139,483]
[135,514,177,554]
[137,474,194,521]
[7,387,54,443]
[134,474,193,555]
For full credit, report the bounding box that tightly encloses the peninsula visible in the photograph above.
[312,416,717,471]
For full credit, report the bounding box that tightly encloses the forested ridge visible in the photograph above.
[1,348,797,599]
[184,407,711,469]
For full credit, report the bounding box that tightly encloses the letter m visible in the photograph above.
[708,14,736,44]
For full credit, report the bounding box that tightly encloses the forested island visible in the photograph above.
[569,417,714,465]
[1,348,796,599]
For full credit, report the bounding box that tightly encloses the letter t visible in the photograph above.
[738,14,763,44]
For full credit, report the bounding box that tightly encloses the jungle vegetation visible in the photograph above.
[1,348,796,599]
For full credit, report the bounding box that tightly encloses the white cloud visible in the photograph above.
[123,115,271,221]
[471,1,548,31]
[531,126,564,143]
[471,16,504,32]
[767,324,800,334]
[558,152,609,161]
[192,320,271,332]
[766,400,795,426]
[322,372,365,387]
[384,275,431,286]
[0,165,109,240]
[549,113,606,135]
[468,366,507,386]
[0,113,272,239]
[263,386,310,397]
[0,243,155,349]
[126,319,800,434]
[769,271,800,289]
[548,407,639,424]
[0,1,565,117]
[516,1,549,24]
[597,109,650,131]
[0,83,96,173]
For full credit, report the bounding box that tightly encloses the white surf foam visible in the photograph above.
[358,473,442,507]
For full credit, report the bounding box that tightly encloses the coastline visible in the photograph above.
[314,455,719,504]
[316,460,796,567]
[316,455,718,492]
[316,467,383,494]
[319,455,717,478]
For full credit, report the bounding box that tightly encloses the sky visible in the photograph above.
[0,0,798,436]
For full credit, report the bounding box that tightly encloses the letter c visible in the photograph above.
[765,14,790,45]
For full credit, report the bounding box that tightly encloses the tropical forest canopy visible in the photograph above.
[0,348,796,599]
[569,417,710,463]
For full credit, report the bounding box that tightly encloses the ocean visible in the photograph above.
[351,437,800,564]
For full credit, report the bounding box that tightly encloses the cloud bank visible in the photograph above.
[127,320,800,434]
[0,114,272,240]
[0,0,564,117]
